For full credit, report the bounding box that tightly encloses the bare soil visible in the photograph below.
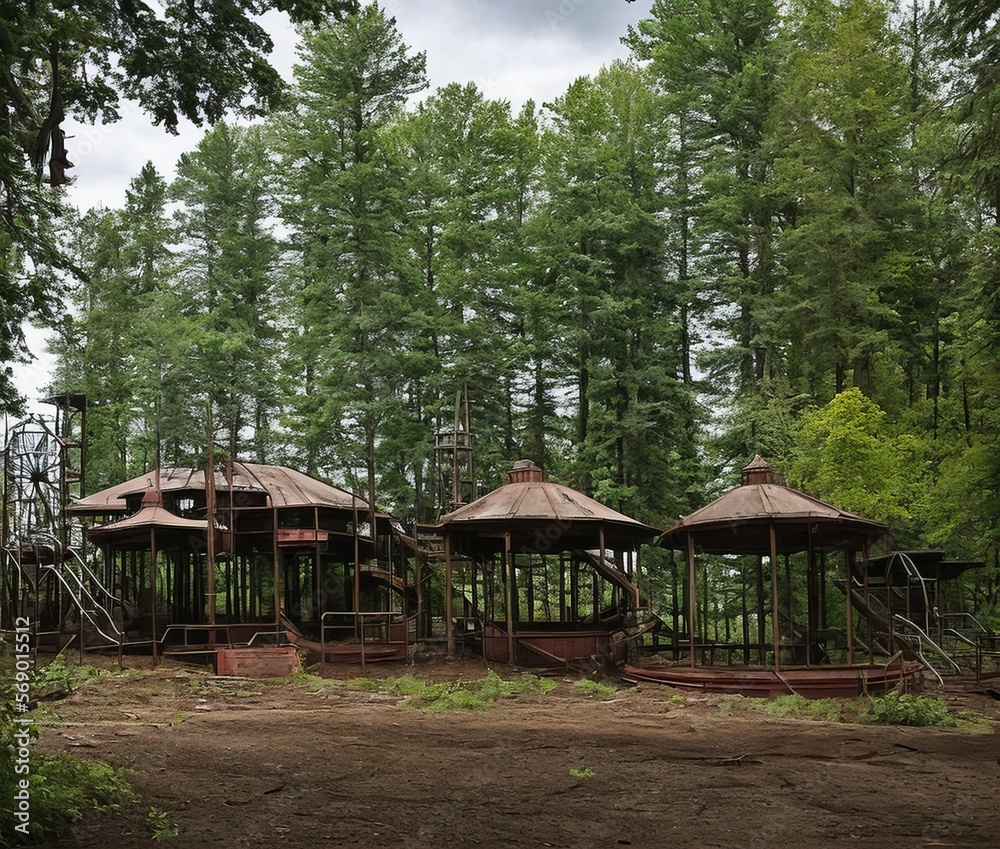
[28,654,1000,849]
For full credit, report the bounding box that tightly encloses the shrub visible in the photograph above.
[861,691,958,727]
[0,741,134,845]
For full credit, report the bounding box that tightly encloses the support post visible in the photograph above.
[505,533,515,663]
[770,523,780,672]
[686,533,696,669]
[445,532,454,656]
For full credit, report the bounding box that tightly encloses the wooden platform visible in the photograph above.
[484,623,627,666]
[285,631,408,664]
[622,662,923,699]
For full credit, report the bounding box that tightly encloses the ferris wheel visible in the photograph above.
[4,417,68,549]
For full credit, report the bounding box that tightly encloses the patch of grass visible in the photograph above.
[568,766,594,779]
[147,806,179,841]
[762,694,860,723]
[714,689,982,729]
[860,692,958,728]
[574,679,617,699]
[265,671,336,692]
[32,656,109,693]
[666,693,687,707]
[342,676,383,692]
[342,670,556,712]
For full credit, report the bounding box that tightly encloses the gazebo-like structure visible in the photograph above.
[68,463,413,661]
[437,460,657,666]
[625,456,922,697]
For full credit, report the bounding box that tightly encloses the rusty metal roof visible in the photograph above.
[660,457,886,554]
[86,488,208,544]
[437,460,656,553]
[69,463,368,515]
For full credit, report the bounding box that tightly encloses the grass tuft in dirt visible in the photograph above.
[341,669,557,711]
[146,806,179,841]
[573,679,617,699]
[714,690,985,729]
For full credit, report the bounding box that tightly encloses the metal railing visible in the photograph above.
[320,610,415,672]
[892,614,960,681]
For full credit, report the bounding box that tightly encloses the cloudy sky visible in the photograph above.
[17,0,655,408]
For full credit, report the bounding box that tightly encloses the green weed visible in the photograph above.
[342,670,556,712]
[32,656,108,693]
[714,689,978,729]
[568,766,595,779]
[147,806,179,841]
[573,679,617,699]
[0,749,135,843]
[860,692,958,728]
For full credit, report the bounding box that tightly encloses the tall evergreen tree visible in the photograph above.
[276,2,427,512]
[46,163,175,486]
[771,0,915,398]
[169,122,283,461]
[538,61,698,522]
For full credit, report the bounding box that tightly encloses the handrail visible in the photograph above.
[26,539,122,637]
[894,552,932,634]
[941,629,978,648]
[1,545,35,594]
[893,614,961,677]
[37,557,124,645]
[32,532,123,618]
[938,611,991,635]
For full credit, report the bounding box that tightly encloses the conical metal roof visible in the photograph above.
[86,487,209,545]
[437,460,656,553]
[660,456,886,554]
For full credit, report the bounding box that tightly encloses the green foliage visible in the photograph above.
[147,806,180,841]
[714,690,975,728]
[30,656,107,694]
[0,741,135,845]
[342,670,556,712]
[860,692,957,728]
[568,766,595,779]
[761,694,857,723]
[790,388,923,523]
[573,679,618,699]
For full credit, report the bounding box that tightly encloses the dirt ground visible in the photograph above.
[26,653,1000,849]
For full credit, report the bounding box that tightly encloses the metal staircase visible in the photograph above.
[32,535,126,648]
[840,579,966,680]
[890,614,961,683]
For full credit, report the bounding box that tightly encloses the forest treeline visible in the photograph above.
[29,1,1000,586]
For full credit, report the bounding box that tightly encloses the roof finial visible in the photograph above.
[507,459,545,484]
[740,455,775,486]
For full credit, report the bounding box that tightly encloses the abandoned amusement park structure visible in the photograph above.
[2,394,997,697]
